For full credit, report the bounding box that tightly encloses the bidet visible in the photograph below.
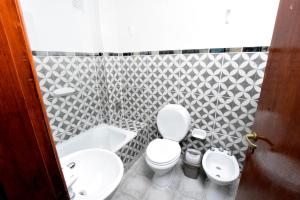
[202,148,239,185]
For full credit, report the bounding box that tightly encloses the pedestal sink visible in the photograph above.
[60,148,124,200]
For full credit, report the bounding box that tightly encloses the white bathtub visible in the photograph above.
[56,124,137,157]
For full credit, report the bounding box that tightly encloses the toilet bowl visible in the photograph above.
[146,139,181,175]
[145,104,191,187]
[202,148,240,185]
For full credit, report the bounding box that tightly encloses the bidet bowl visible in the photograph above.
[60,148,124,200]
[202,149,239,185]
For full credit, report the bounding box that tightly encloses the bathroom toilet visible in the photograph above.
[145,104,191,187]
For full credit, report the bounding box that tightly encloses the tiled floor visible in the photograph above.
[111,154,240,200]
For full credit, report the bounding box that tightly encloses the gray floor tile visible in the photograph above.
[111,154,239,200]
[110,191,137,200]
[119,174,152,199]
[205,179,239,200]
[143,185,175,200]
[177,175,206,200]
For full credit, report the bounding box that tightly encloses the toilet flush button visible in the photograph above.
[191,129,206,140]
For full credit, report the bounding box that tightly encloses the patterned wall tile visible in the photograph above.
[121,56,148,89]
[147,89,179,119]
[104,56,121,88]
[122,87,149,122]
[214,96,258,138]
[43,92,86,137]
[146,121,159,141]
[34,55,103,144]
[178,92,218,133]
[178,53,223,96]
[34,56,82,100]
[81,89,102,128]
[252,53,268,100]
[51,56,82,92]
[79,56,98,92]
[116,120,148,168]
[178,92,217,154]
[147,54,181,92]
[96,56,107,89]
[34,56,56,100]
[34,49,268,168]
[219,52,267,100]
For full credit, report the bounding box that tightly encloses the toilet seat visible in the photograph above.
[146,154,180,166]
[146,139,181,166]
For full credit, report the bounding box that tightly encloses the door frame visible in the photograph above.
[0,0,68,199]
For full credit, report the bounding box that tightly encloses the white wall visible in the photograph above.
[20,0,279,53]
[20,0,103,52]
[98,0,280,52]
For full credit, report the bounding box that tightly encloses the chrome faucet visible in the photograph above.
[67,162,76,169]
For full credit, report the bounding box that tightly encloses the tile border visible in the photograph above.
[32,50,101,56]
[31,46,269,57]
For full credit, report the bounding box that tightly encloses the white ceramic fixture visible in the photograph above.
[53,87,76,97]
[56,124,137,157]
[202,148,239,185]
[191,129,207,140]
[62,166,78,199]
[60,148,124,200]
[145,104,191,187]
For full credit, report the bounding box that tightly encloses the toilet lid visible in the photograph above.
[157,104,191,141]
[146,139,181,164]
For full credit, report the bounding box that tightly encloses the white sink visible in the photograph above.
[202,148,239,185]
[60,148,124,200]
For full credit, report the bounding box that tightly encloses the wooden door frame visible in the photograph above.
[0,0,68,199]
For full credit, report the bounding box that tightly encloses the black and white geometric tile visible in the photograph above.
[219,53,268,100]
[178,92,218,133]
[43,92,86,137]
[178,53,223,96]
[34,56,82,100]
[147,54,181,92]
[33,48,268,169]
[214,96,258,138]
[147,89,179,120]
[120,55,148,89]
[114,119,148,168]
[122,87,149,122]
[34,55,103,144]
[104,56,121,89]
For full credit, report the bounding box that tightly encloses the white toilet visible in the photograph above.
[145,104,191,186]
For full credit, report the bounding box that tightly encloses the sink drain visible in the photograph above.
[79,190,87,196]
[216,166,222,170]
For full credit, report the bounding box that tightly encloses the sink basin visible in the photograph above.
[202,148,239,185]
[60,148,124,200]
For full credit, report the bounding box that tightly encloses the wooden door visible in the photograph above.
[0,0,68,199]
[236,0,300,199]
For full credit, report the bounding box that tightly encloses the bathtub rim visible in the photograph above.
[56,123,138,157]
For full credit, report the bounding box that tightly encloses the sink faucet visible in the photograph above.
[67,162,76,169]
[62,163,77,199]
